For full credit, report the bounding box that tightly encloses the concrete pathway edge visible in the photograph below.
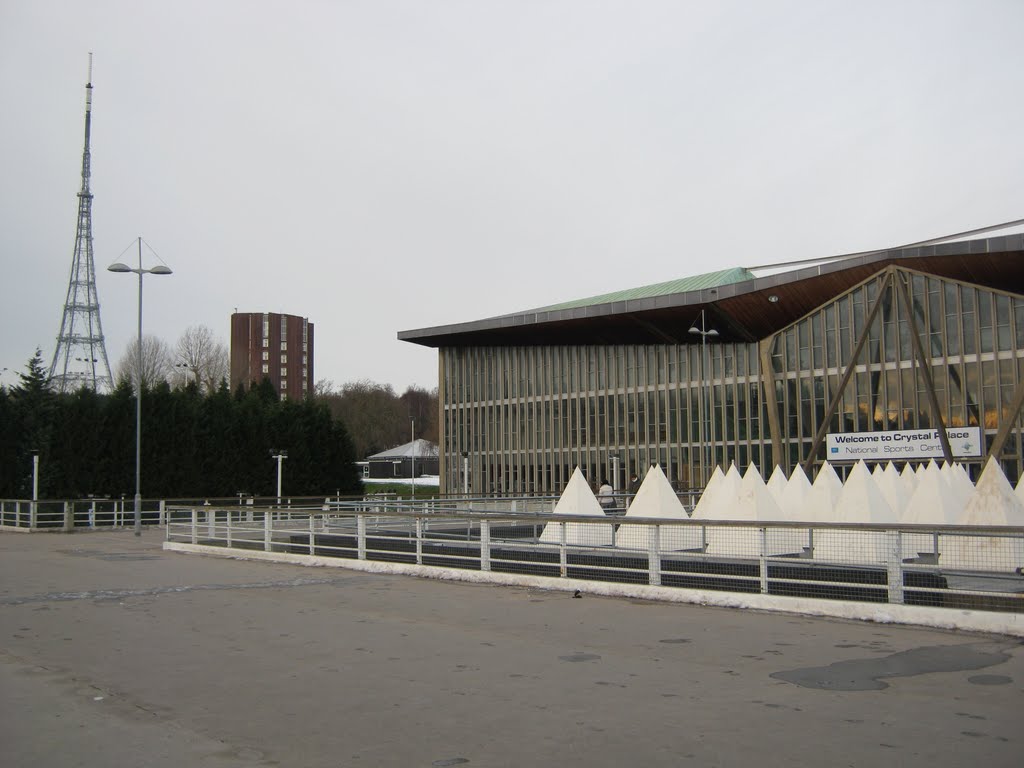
[163,541,1024,638]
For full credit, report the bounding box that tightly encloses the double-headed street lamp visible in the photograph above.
[688,310,719,487]
[175,361,199,387]
[108,237,172,536]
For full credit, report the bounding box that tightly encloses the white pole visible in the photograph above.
[31,452,39,526]
[411,418,415,499]
[702,318,709,485]
[134,237,144,536]
[276,454,284,506]
[689,310,718,487]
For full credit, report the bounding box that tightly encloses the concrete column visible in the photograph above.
[886,530,904,604]
[480,520,491,572]
[648,525,661,586]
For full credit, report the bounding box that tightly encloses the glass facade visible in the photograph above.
[438,268,1024,494]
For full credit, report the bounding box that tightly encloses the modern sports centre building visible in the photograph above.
[399,232,1024,495]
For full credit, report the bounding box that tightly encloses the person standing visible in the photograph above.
[598,478,614,513]
[627,472,641,508]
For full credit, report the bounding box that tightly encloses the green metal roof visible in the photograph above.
[531,267,757,312]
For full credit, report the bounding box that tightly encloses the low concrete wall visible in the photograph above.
[165,540,1024,638]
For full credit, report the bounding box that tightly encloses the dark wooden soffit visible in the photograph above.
[398,238,1024,348]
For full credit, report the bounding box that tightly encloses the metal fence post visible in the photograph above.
[226,510,232,549]
[357,514,367,560]
[208,507,216,541]
[29,499,37,529]
[886,530,904,604]
[759,528,769,594]
[415,518,423,565]
[159,499,166,527]
[309,514,316,557]
[90,501,96,528]
[64,502,73,532]
[480,519,491,572]
[264,508,272,552]
[191,507,198,545]
[648,524,662,586]
[559,522,567,578]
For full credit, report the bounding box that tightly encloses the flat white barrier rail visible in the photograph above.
[165,502,1024,615]
[0,493,558,532]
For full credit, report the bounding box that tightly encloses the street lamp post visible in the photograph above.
[410,418,415,499]
[609,454,620,492]
[270,450,288,506]
[108,237,172,536]
[175,361,199,388]
[30,449,39,527]
[688,310,719,487]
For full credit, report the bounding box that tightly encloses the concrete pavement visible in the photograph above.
[1,530,1022,767]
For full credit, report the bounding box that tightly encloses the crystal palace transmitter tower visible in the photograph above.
[49,55,114,393]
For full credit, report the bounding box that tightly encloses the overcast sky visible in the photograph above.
[2,1,1022,393]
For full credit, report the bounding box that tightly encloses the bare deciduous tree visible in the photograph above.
[317,380,438,459]
[173,325,229,393]
[114,335,173,389]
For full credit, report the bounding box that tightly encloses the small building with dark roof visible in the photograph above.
[366,439,439,479]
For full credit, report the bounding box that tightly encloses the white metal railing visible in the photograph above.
[0,498,171,530]
[0,492,533,532]
[165,503,1024,615]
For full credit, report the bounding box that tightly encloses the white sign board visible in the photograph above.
[826,427,982,462]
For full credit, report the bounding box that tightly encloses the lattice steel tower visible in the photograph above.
[49,55,114,393]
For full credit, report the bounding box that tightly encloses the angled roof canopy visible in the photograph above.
[367,439,439,460]
[398,233,1024,348]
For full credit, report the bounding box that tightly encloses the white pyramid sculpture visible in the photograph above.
[690,465,724,519]
[958,457,1024,526]
[946,464,976,518]
[902,461,957,561]
[738,464,784,520]
[778,465,811,521]
[776,465,814,555]
[691,463,742,520]
[904,462,957,524]
[1016,473,1024,507]
[539,467,614,546]
[710,462,747,520]
[617,464,702,552]
[939,461,954,494]
[872,463,884,479]
[704,464,770,557]
[943,457,1024,572]
[814,461,893,564]
[802,462,843,521]
[876,462,911,522]
[838,460,896,524]
[750,464,808,555]
[882,461,903,496]
[900,463,919,495]
[766,465,788,506]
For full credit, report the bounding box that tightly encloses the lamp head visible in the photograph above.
[687,327,700,335]
[107,262,132,273]
[149,265,173,275]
